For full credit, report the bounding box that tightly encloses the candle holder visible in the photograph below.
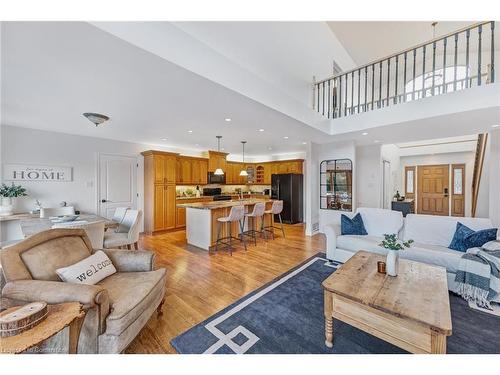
[377,261,386,274]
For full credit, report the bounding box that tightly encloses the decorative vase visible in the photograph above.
[0,197,15,216]
[386,249,399,277]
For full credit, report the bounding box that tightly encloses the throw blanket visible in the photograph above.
[455,245,500,308]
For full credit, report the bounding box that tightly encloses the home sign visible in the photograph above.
[3,164,73,182]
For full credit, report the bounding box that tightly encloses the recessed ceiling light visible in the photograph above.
[362,132,368,136]
[161,138,167,141]
[268,147,273,150]
[224,118,231,122]
[374,140,380,143]
[302,142,307,145]
[188,130,193,133]
[283,136,289,139]
[492,124,500,128]
[258,128,265,132]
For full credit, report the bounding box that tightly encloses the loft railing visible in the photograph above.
[313,21,495,119]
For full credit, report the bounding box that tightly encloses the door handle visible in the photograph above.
[443,188,449,198]
[101,199,109,203]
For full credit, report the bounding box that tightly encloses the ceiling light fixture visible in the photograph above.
[214,136,224,176]
[362,132,368,136]
[83,112,109,127]
[302,142,307,145]
[258,128,264,132]
[283,136,289,139]
[188,130,193,133]
[492,124,500,128]
[161,138,167,141]
[374,140,380,143]
[239,141,248,177]
[225,118,232,122]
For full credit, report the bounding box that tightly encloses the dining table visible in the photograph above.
[18,214,118,238]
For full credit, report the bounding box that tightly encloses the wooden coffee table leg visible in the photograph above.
[68,314,85,354]
[324,291,334,348]
[431,330,446,354]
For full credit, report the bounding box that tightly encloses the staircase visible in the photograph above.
[314,21,496,119]
[471,133,488,217]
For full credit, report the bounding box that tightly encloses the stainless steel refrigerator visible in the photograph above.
[271,173,303,224]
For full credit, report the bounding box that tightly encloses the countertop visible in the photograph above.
[177,198,274,210]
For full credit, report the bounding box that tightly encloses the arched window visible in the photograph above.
[405,66,469,101]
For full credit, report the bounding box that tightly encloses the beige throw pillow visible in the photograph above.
[56,250,117,285]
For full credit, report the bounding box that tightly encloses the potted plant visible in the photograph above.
[0,183,28,216]
[379,234,414,276]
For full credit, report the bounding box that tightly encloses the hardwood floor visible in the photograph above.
[124,224,325,353]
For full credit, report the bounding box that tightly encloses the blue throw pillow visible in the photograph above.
[448,222,474,251]
[341,213,368,236]
[464,228,498,249]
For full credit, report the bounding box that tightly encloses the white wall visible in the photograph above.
[380,144,401,208]
[399,151,476,217]
[305,141,320,235]
[356,145,381,208]
[488,130,500,226]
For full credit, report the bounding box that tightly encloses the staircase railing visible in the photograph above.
[314,21,495,119]
[471,133,488,217]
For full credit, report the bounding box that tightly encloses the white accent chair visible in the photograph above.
[103,209,142,250]
[52,221,105,249]
[324,207,499,301]
[40,206,76,218]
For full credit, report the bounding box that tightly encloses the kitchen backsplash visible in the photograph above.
[176,184,270,197]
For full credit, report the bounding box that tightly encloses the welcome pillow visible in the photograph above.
[56,250,117,285]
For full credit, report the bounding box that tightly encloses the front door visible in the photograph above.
[98,154,137,218]
[417,164,449,216]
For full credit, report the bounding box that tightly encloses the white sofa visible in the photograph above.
[324,207,499,302]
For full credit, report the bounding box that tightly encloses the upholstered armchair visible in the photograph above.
[0,228,166,354]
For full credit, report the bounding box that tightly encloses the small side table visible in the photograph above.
[0,302,85,354]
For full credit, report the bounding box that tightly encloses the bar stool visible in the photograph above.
[242,202,266,245]
[263,200,285,239]
[215,205,247,255]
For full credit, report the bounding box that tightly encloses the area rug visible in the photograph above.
[170,253,500,354]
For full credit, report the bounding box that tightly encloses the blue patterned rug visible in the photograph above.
[171,253,500,354]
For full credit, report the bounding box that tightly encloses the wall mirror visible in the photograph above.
[320,159,353,211]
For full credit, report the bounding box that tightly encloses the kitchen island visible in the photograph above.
[177,199,275,251]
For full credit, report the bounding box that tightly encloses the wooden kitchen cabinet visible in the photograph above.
[208,151,228,172]
[176,157,209,185]
[142,150,179,234]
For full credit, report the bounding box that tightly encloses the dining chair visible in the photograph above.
[40,206,76,218]
[104,209,142,249]
[52,220,105,249]
[112,207,129,224]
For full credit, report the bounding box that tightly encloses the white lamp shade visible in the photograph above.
[239,169,248,177]
[214,168,224,175]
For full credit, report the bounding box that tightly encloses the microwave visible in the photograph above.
[207,172,226,184]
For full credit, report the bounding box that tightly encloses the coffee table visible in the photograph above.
[322,251,452,354]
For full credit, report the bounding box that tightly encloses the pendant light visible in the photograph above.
[214,136,224,175]
[239,141,248,176]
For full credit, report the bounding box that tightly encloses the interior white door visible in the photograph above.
[382,160,392,209]
[98,154,137,219]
